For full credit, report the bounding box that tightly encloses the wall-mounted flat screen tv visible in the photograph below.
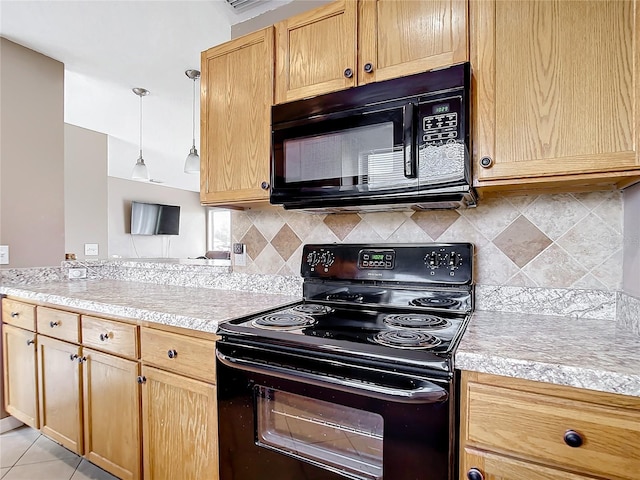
[130,201,180,235]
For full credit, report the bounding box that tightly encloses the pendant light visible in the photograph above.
[131,87,150,181]
[184,69,201,174]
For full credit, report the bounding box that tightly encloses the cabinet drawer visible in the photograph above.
[465,382,640,480]
[2,298,36,331]
[37,307,80,343]
[140,328,215,383]
[82,316,138,359]
[462,447,598,480]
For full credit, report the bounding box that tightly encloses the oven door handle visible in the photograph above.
[216,350,448,404]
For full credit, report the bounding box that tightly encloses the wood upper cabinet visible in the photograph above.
[200,27,274,206]
[275,0,468,103]
[2,323,39,429]
[37,335,83,454]
[459,371,640,480]
[471,0,640,192]
[82,348,141,480]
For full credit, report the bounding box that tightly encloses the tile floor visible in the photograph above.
[0,426,119,480]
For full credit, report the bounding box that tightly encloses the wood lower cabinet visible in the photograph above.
[275,0,468,103]
[140,326,218,480]
[471,0,640,194]
[83,348,141,480]
[2,323,38,428]
[459,371,640,480]
[200,27,273,207]
[37,334,83,454]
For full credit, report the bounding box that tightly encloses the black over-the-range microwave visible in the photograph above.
[270,62,476,212]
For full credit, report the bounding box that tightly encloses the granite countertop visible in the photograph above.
[456,310,640,397]
[0,280,300,334]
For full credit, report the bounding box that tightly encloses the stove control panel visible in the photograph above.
[358,249,395,270]
[301,243,474,284]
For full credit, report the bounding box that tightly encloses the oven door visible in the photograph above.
[216,341,452,480]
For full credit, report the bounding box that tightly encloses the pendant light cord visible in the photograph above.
[139,94,143,157]
[191,78,196,148]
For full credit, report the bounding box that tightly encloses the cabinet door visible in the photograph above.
[140,366,218,480]
[37,335,83,454]
[2,324,38,428]
[83,348,141,480]
[358,0,468,85]
[201,27,273,206]
[275,0,357,103]
[461,448,598,480]
[472,0,640,187]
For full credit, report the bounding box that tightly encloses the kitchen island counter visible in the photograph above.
[456,310,640,397]
[0,279,300,334]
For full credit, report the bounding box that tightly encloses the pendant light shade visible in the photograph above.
[184,69,200,174]
[131,87,150,181]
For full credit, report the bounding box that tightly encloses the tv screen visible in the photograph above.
[131,201,180,235]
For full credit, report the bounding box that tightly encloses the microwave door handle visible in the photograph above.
[216,349,448,404]
[403,102,417,178]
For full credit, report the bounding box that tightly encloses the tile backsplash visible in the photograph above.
[232,191,623,291]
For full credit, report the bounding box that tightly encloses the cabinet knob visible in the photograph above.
[78,356,87,364]
[137,376,147,384]
[26,339,35,346]
[167,349,178,359]
[49,321,59,328]
[564,429,583,448]
[343,67,354,79]
[260,181,270,191]
[363,62,374,73]
[70,354,79,361]
[10,311,19,318]
[99,333,110,342]
[480,156,493,168]
[467,468,484,480]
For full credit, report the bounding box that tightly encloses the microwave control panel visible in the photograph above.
[420,95,462,145]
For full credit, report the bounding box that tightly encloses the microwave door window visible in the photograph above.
[283,123,413,192]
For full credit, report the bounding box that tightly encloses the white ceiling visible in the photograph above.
[0,0,293,192]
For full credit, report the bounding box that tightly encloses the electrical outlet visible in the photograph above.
[0,245,8,265]
[68,267,87,279]
[85,243,99,256]
[233,243,246,266]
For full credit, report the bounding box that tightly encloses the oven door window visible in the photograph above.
[256,386,383,480]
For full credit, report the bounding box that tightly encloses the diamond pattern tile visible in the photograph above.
[493,216,552,268]
[410,210,460,239]
[230,191,623,291]
[240,225,268,260]
[323,214,361,240]
[271,224,302,261]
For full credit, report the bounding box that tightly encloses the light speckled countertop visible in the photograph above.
[0,280,300,334]
[456,310,640,397]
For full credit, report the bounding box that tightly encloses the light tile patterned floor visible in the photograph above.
[0,426,119,480]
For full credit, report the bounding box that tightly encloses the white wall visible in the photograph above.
[623,182,640,297]
[108,177,206,259]
[64,124,108,259]
[0,38,65,268]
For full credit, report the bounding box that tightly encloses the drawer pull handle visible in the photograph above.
[564,429,583,448]
[70,354,79,361]
[10,312,19,318]
[49,321,59,328]
[167,349,178,359]
[467,468,484,480]
[137,376,147,384]
[99,333,110,341]
[26,339,35,346]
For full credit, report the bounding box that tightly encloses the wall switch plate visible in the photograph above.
[68,267,87,279]
[0,245,8,265]
[85,243,99,256]
[233,243,246,266]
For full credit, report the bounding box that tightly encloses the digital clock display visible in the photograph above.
[433,103,450,114]
[371,254,385,261]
